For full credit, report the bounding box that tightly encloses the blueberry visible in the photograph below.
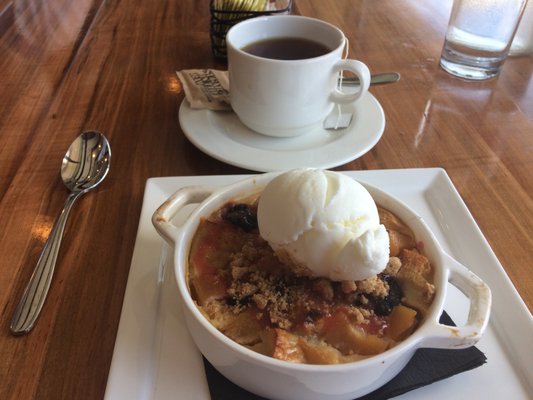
[222,203,258,231]
[373,275,403,316]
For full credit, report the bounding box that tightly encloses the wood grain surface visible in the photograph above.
[0,0,531,398]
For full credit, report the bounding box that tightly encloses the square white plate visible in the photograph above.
[105,169,533,400]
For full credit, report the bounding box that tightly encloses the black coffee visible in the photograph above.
[242,37,332,60]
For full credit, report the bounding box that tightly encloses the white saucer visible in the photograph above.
[178,93,385,172]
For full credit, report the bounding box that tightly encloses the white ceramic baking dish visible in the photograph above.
[152,171,491,400]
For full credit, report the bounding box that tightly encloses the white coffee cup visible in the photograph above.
[226,15,371,137]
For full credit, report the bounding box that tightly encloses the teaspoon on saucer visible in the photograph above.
[326,72,400,130]
[340,72,401,86]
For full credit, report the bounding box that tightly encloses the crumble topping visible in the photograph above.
[189,201,436,364]
[203,231,402,334]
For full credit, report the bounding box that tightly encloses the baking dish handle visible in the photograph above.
[420,252,492,349]
[152,186,217,245]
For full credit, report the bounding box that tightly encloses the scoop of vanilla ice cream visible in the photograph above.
[257,169,389,281]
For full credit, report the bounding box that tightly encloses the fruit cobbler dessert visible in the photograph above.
[188,169,435,365]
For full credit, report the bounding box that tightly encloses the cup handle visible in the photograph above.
[419,252,492,349]
[152,186,217,245]
[330,59,371,104]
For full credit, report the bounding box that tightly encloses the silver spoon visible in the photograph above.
[325,72,401,130]
[339,72,401,86]
[10,131,111,335]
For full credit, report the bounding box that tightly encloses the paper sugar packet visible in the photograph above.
[176,69,231,110]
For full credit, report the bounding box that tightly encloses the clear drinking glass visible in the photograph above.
[440,0,529,80]
[510,0,533,55]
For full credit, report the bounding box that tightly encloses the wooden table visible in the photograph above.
[0,0,531,398]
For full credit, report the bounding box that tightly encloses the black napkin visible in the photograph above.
[202,312,487,400]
